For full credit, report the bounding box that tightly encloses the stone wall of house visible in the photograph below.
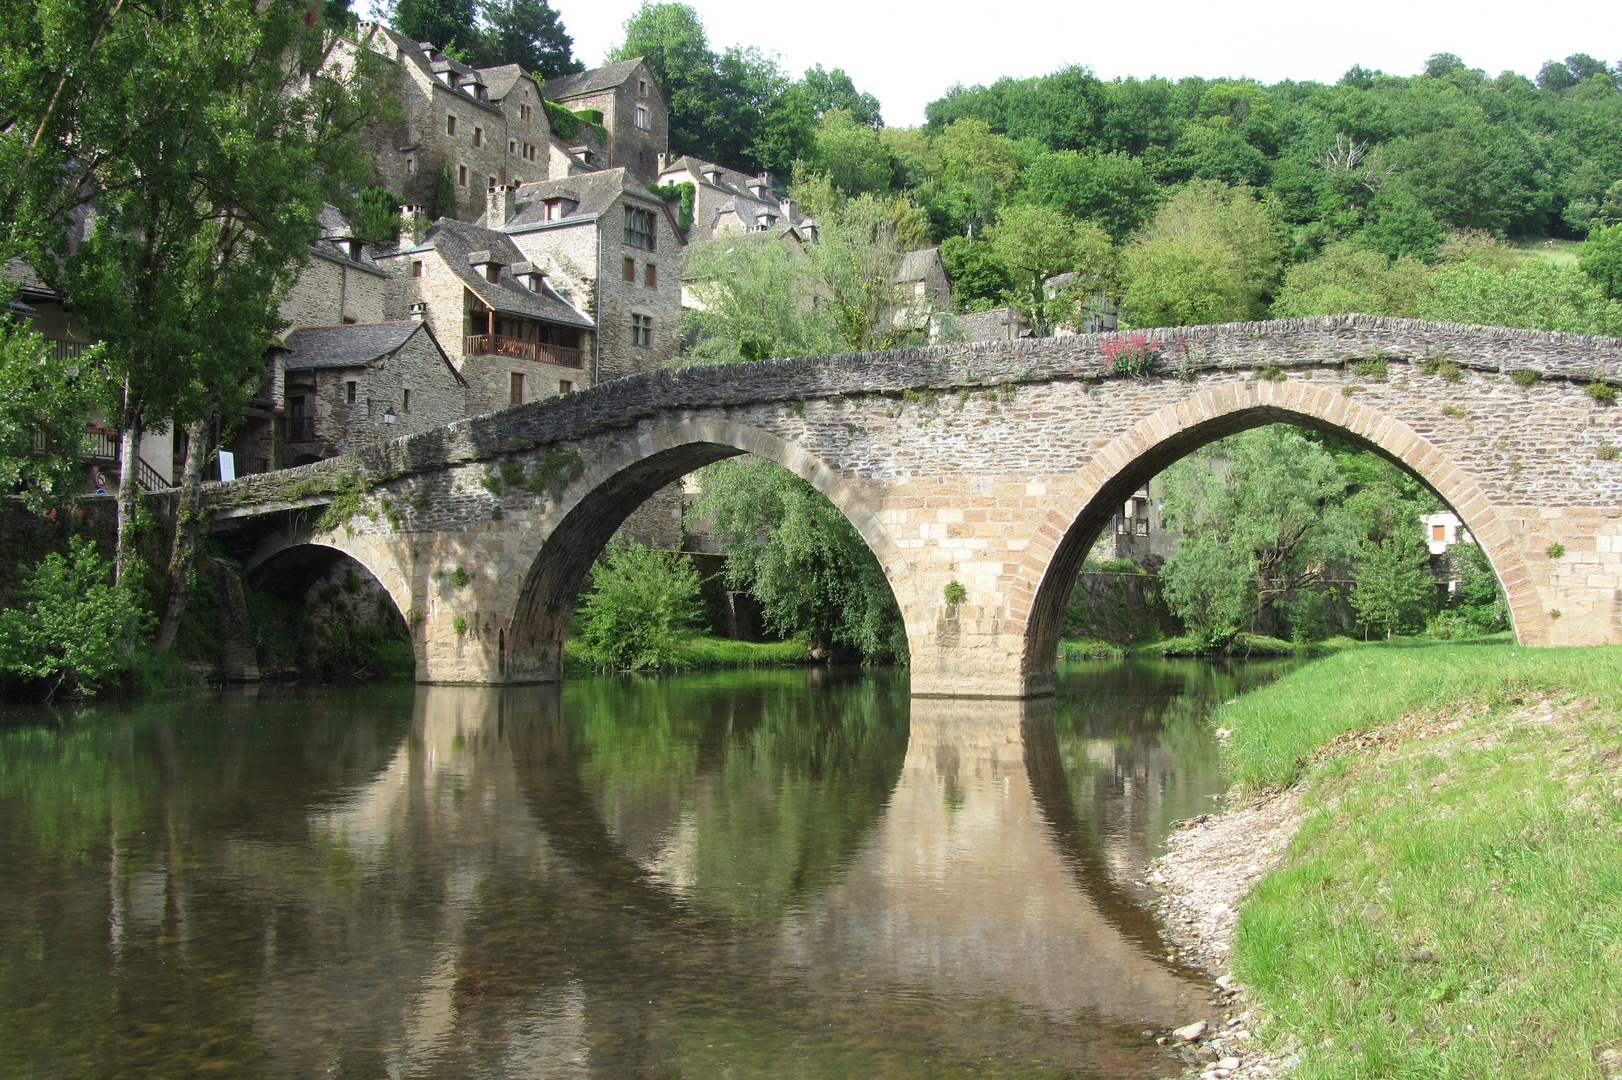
[279,255,392,329]
[211,316,1622,693]
[594,193,683,381]
[290,334,467,459]
[559,64,665,184]
[460,354,588,416]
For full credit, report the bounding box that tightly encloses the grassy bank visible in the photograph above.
[1212,640,1622,1080]
[563,634,810,673]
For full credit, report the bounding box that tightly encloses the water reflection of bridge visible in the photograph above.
[231,678,1221,1077]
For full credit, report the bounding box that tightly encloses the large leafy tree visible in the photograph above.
[1271,243,1432,317]
[1122,181,1282,326]
[471,0,582,78]
[1418,261,1622,335]
[1350,528,1434,638]
[802,65,882,129]
[394,0,478,52]
[1158,426,1359,638]
[2,0,380,647]
[987,205,1115,335]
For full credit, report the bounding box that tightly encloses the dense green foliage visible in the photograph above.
[688,458,907,663]
[575,540,705,670]
[1349,528,1434,638]
[0,538,150,696]
[0,322,99,514]
[393,0,582,76]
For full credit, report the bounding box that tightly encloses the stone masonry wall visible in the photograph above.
[293,333,467,458]
[279,255,391,329]
[215,316,1622,696]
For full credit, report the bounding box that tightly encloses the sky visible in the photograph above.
[550,0,1622,127]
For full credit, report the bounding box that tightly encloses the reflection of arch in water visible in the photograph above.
[503,419,916,682]
[1012,384,1535,687]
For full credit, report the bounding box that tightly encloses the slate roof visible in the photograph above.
[422,218,595,327]
[505,168,666,228]
[897,247,943,283]
[282,320,450,373]
[361,23,502,115]
[544,58,645,100]
[477,63,529,101]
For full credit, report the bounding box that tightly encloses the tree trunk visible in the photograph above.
[113,386,143,585]
[153,418,210,653]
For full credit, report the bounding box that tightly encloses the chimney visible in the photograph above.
[409,301,427,321]
[486,184,514,227]
[749,172,772,199]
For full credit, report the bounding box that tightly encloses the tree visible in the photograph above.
[681,236,835,363]
[939,236,1013,312]
[1159,426,1359,638]
[5,0,380,646]
[394,0,478,51]
[0,313,100,515]
[472,0,582,78]
[0,537,151,697]
[801,65,882,128]
[1121,181,1282,326]
[1021,150,1160,241]
[988,205,1114,334]
[1579,223,1622,299]
[688,457,906,661]
[813,110,893,196]
[355,187,403,246]
[435,160,458,221]
[1418,261,1622,335]
[1271,243,1431,317]
[1350,528,1434,638]
[575,540,704,669]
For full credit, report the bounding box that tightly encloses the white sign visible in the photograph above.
[218,451,236,482]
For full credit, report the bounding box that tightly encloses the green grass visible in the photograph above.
[1512,238,1584,268]
[564,633,810,673]
[1215,639,1622,1080]
[1057,637,1126,661]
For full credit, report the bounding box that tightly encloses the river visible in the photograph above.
[0,659,1288,1078]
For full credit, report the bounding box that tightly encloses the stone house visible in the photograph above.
[544,59,668,185]
[280,320,467,464]
[892,247,953,338]
[493,169,686,381]
[346,24,575,224]
[654,155,816,242]
[374,214,597,414]
[278,205,394,330]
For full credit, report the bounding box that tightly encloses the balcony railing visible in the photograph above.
[46,338,87,362]
[464,334,584,369]
[285,416,316,443]
[83,427,119,460]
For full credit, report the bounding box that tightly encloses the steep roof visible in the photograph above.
[360,23,502,115]
[477,63,529,101]
[505,168,671,229]
[282,320,464,385]
[422,218,595,327]
[897,247,943,283]
[544,58,645,100]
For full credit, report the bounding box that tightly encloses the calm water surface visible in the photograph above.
[0,659,1288,1078]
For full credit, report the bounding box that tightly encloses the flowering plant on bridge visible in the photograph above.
[1102,333,1158,376]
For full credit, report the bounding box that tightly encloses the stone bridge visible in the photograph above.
[213,315,1622,697]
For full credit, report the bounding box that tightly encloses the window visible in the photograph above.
[510,372,525,405]
[485,263,500,283]
[458,164,467,186]
[544,198,564,221]
[411,259,423,278]
[559,380,573,394]
[638,79,647,96]
[634,105,650,130]
[623,256,636,282]
[520,103,532,124]
[644,262,657,288]
[402,388,411,412]
[446,114,457,135]
[405,157,415,174]
[344,382,357,405]
[523,142,537,161]
[1433,524,1446,542]
[624,207,656,250]
[639,150,650,168]
[509,139,516,153]
[631,313,652,347]
[473,126,483,148]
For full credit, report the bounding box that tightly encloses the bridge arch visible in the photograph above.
[501,417,916,682]
[1010,380,1536,690]
[246,534,420,664]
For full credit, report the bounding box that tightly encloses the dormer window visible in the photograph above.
[346,240,363,261]
[543,198,566,221]
[486,264,500,283]
[521,271,543,292]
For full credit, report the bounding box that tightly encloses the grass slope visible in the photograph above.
[1214,640,1622,1080]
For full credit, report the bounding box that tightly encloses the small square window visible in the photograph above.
[559,380,573,394]
[623,256,636,282]
[631,313,652,347]
[411,260,423,278]
[486,263,500,283]
[346,381,358,404]
[645,262,657,288]
[458,164,467,186]
[446,114,457,135]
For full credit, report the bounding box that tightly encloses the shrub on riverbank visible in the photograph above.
[565,633,809,672]
[1213,641,1622,1080]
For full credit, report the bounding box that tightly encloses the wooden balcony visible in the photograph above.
[464,334,584,369]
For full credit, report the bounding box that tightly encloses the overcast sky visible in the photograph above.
[550,0,1622,127]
